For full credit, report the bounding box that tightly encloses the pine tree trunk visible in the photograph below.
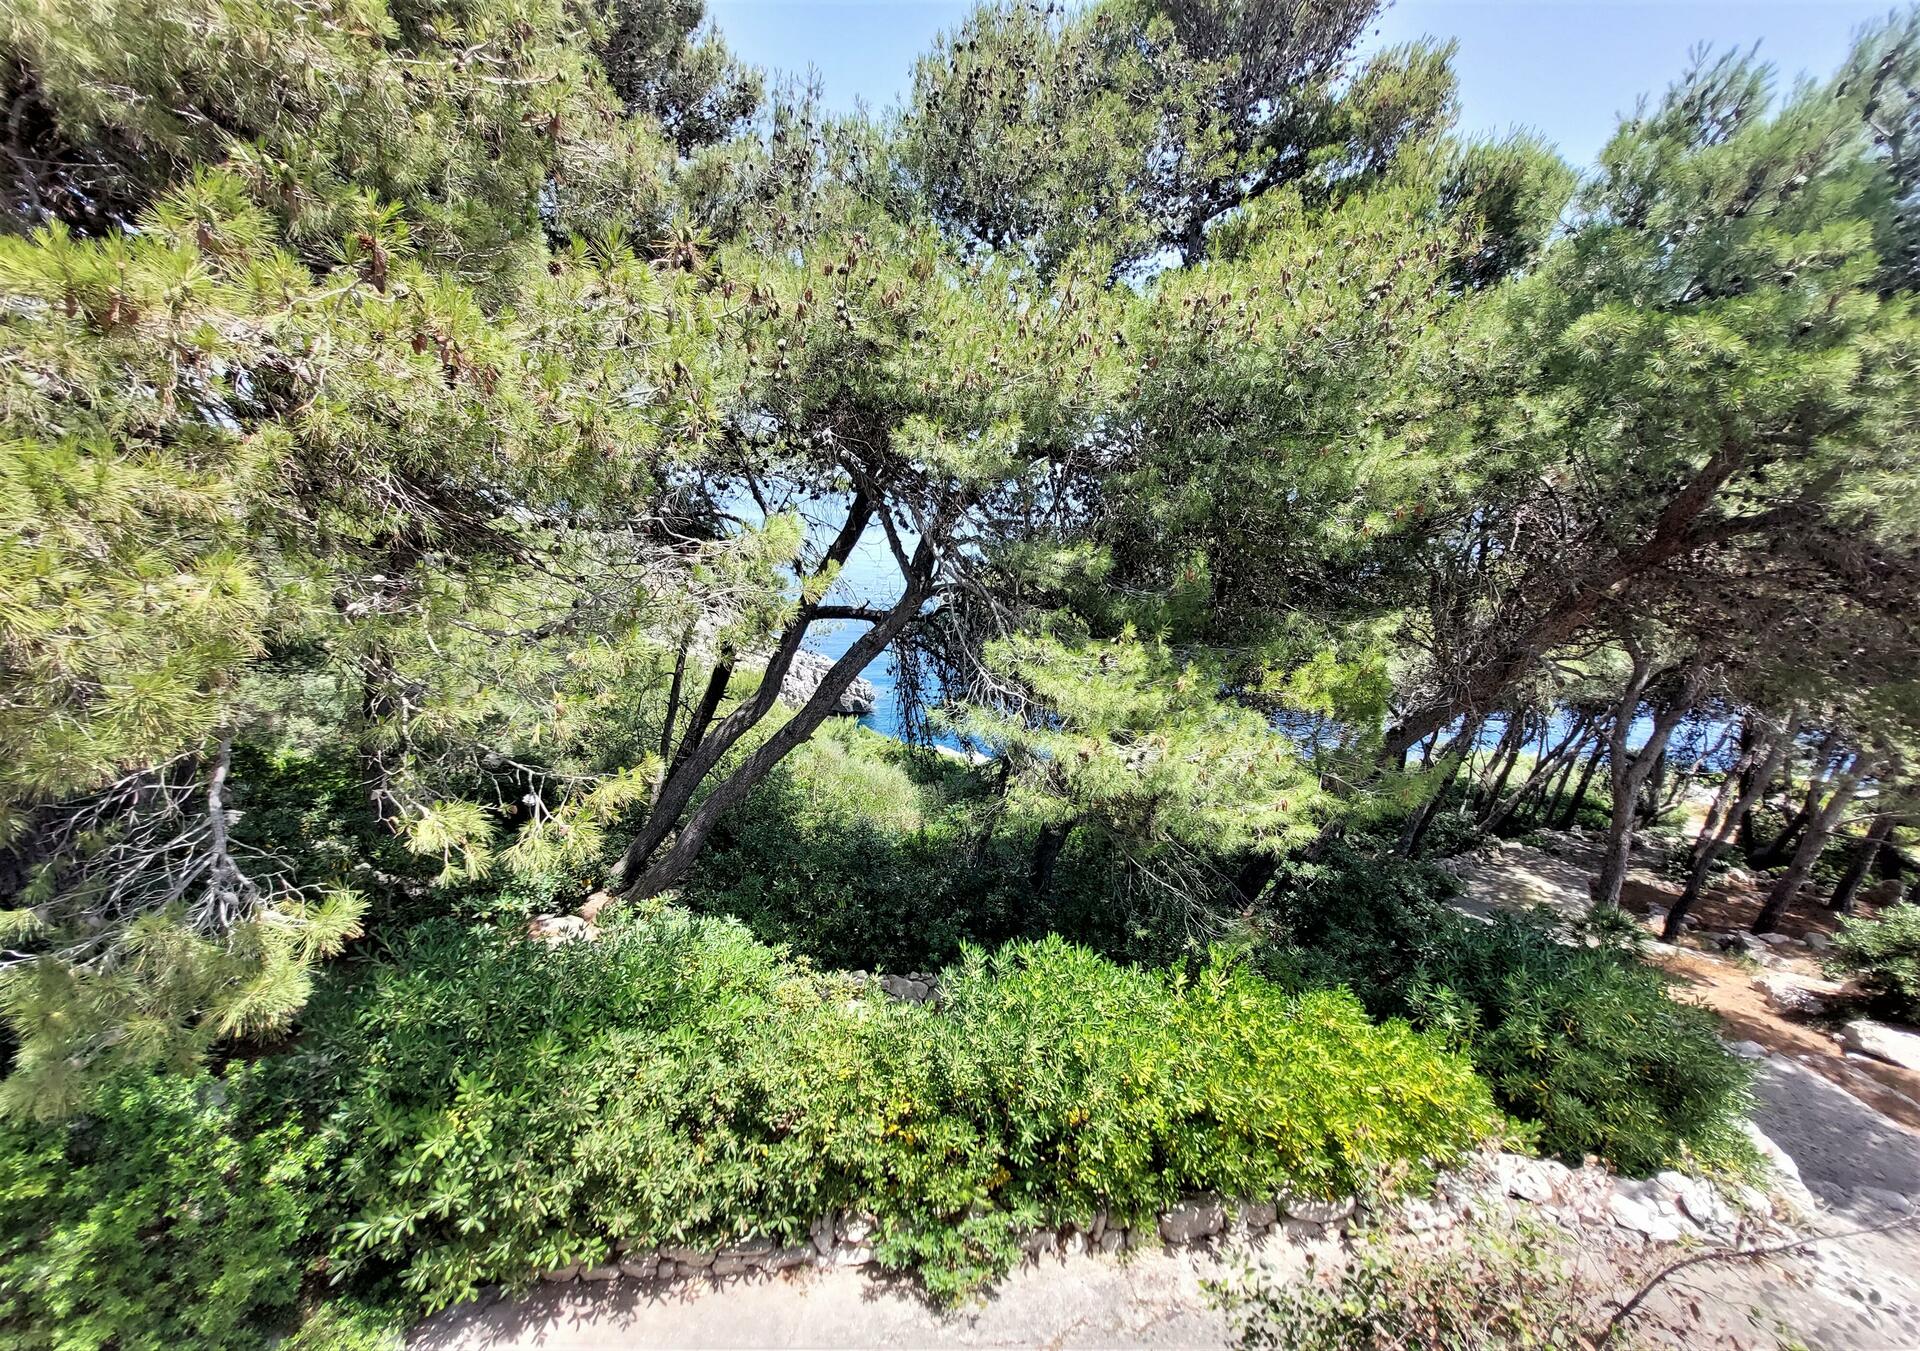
[1663,718,1792,942]
[1595,656,1708,911]
[621,531,935,902]
[1475,713,1526,813]
[1032,819,1077,900]
[1827,813,1896,914]
[1557,731,1609,829]
[1754,753,1862,933]
[1484,712,1591,834]
[1398,715,1484,857]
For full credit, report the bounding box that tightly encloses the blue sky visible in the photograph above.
[708,0,1896,171]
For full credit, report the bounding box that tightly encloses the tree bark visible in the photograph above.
[1826,812,1896,914]
[613,493,875,886]
[1663,716,1793,942]
[1595,656,1709,910]
[1397,715,1485,856]
[1754,752,1863,933]
[620,531,936,901]
[1484,712,1591,834]
[1751,729,1841,870]
[1557,728,1610,829]
[1474,713,1526,813]
[1032,818,1077,900]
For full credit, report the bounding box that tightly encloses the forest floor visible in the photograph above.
[1448,832,1920,1349]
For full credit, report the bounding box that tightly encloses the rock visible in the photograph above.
[1494,1154,1570,1203]
[1658,1171,1732,1233]
[664,1247,714,1270]
[1805,932,1834,952]
[1647,907,1669,926]
[1608,1188,1683,1243]
[720,1237,776,1265]
[580,1263,621,1282]
[1399,1198,1457,1233]
[1751,973,1832,1018]
[1840,1020,1920,1072]
[526,914,595,945]
[1060,1230,1087,1256]
[1754,932,1796,948]
[809,1214,835,1256]
[1097,1228,1127,1254]
[1024,1229,1058,1257]
[838,1213,876,1245]
[779,649,880,717]
[1740,1120,1804,1186]
[542,1263,581,1283]
[835,1243,874,1267]
[768,1245,812,1271]
[1238,1200,1279,1229]
[1725,1039,1772,1060]
[711,1254,748,1277]
[1158,1195,1227,1244]
[619,1253,659,1280]
[1283,1194,1357,1227]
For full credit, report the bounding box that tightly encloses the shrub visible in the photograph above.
[1826,902,1920,1019]
[297,910,1500,1309]
[0,1068,322,1351]
[1266,846,1754,1175]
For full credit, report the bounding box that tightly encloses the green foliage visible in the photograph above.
[1266,847,1754,1175]
[298,910,1499,1309]
[0,1067,322,1351]
[1216,1216,1631,1351]
[1826,902,1920,1019]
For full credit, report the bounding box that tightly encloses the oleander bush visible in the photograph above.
[1826,902,1920,1020]
[1265,846,1754,1176]
[296,908,1501,1308]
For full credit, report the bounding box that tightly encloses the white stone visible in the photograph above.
[809,1214,835,1255]
[1725,1039,1771,1059]
[1097,1228,1127,1254]
[1840,1020,1920,1072]
[1608,1190,1683,1242]
[1751,973,1832,1018]
[1238,1200,1279,1228]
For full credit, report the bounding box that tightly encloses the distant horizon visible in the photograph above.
[710,0,1895,172]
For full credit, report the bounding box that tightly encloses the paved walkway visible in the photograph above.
[410,1243,1264,1350]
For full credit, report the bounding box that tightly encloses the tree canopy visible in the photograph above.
[4,0,1920,1110]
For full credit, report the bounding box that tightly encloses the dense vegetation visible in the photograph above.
[4,0,1920,1343]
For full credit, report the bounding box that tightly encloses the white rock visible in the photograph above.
[1840,1020,1920,1072]
[1751,973,1832,1018]
[1725,1039,1771,1059]
[1097,1228,1127,1254]
[809,1214,835,1255]
[1608,1189,1683,1242]
[1238,1200,1279,1228]
[1060,1230,1087,1256]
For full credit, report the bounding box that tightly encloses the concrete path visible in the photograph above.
[410,1243,1271,1350]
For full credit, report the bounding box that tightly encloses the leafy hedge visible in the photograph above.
[297,910,1501,1307]
[0,1069,322,1351]
[1826,902,1920,1019]
[1266,846,1754,1176]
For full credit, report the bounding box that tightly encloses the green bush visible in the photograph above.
[1265,847,1753,1175]
[297,909,1500,1309]
[1826,902,1920,1019]
[0,1068,322,1351]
